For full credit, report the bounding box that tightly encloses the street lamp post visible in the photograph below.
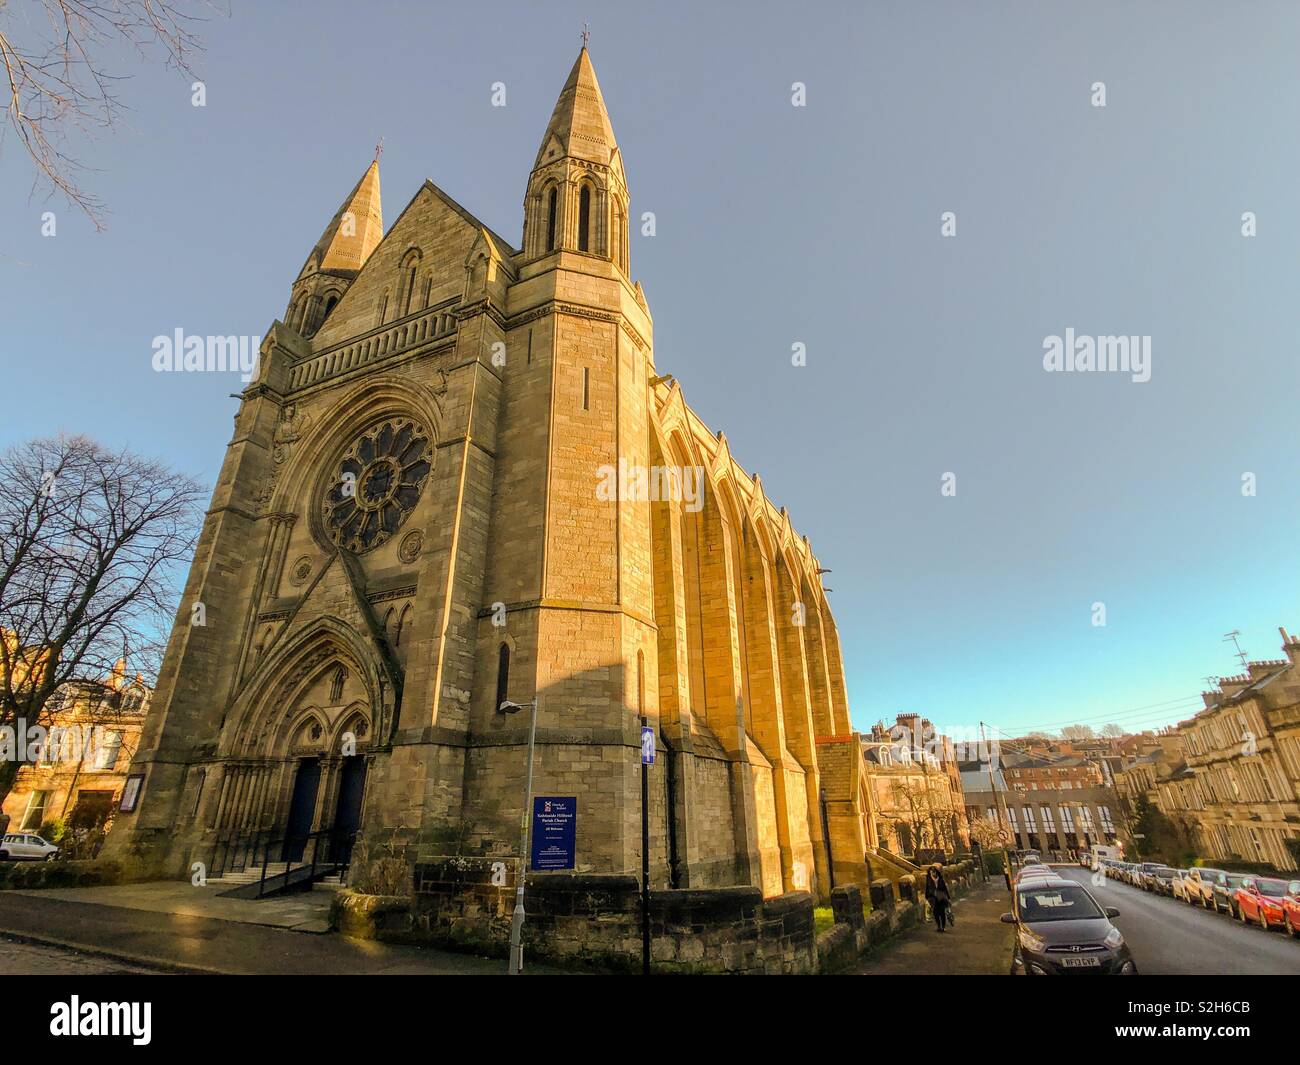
[499,698,539,976]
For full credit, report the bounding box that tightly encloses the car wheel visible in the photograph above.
[1238,906,1248,924]
[1259,911,1269,932]
[0,850,8,861]
[43,853,56,862]
[1287,915,1299,940]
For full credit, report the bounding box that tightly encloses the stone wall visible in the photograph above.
[0,859,122,891]
[331,854,984,974]
[333,856,819,974]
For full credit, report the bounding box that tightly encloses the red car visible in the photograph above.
[1233,876,1294,931]
[1282,880,1300,938]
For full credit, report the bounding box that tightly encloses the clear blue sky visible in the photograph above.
[2,1,1297,739]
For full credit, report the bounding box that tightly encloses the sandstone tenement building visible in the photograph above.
[104,49,864,899]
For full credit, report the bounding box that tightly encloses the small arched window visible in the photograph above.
[495,643,511,712]
[545,188,558,252]
[404,266,418,315]
[322,294,339,318]
[578,186,591,252]
[330,665,347,703]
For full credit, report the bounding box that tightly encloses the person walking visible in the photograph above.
[925,862,953,932]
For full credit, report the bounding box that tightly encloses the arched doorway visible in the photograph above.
[332,755,367,866]
[283,757,322,861]
[212,623,382,867]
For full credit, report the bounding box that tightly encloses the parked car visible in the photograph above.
[1171,869,1194,902]
[1281,882,1300,938]
[1003,877,1137,975]
[1014,865,1058,885]
[1150,867,1179,896]
[0,833,59,861]
[1137,862,1164,890]
[1184,868,1226,908]
[1211,873,1251,916]
[1234,876,1294,931]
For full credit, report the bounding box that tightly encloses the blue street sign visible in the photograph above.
[530,796,577,870]
[641,726,655,765]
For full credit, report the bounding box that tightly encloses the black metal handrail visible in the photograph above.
[209,827,273,882]
[209,826,356,897]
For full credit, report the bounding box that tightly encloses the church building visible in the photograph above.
[104,48,868,901]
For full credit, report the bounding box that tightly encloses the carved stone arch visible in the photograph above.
[283,705,330,758]
[266,377,443,535]
[394,602,413,648]
[743,504,780,567]
[710,468,747,533]
[662,419,704,478]
[224,616,387,759]
[320,287,344,320]
[777,545,809,604]
[332,700,372,754]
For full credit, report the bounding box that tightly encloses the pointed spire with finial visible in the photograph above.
[298,155,384,280]
[533,43,619,173]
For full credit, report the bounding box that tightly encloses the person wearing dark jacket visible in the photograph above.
[924,863,953,932]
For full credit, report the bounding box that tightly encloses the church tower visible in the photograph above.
[465,45,657,873]
[522,48,629,272]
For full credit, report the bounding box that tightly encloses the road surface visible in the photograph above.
[1054,865,1300,975]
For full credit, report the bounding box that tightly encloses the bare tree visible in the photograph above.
[890,776,954,855]
[967,812,1003,852]
[0,434,204,814]
[0,1,217,229]
[1061,724,1096,741]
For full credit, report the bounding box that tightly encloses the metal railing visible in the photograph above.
[209,827,356,897]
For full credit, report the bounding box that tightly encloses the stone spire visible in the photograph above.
[533,47,620,174]
[299,158,383,280]
[523,48,629,268]
[287,158,384,336]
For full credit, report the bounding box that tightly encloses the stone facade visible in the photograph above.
[1136,629,1300,871]
[1,661,148,848]
[102,48,865,902]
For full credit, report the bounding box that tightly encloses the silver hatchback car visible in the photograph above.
[0,832,59,861]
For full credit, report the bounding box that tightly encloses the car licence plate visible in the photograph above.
[1060,956,1100,968]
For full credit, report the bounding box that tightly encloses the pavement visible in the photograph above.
[1054,865,1300,975]
[9,880,335,933]
[851,875,1016,975]
[0,885,569,975]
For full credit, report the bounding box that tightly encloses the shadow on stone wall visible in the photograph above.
[330,854,983,973]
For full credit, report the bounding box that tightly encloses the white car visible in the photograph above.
[0,832,59,861]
